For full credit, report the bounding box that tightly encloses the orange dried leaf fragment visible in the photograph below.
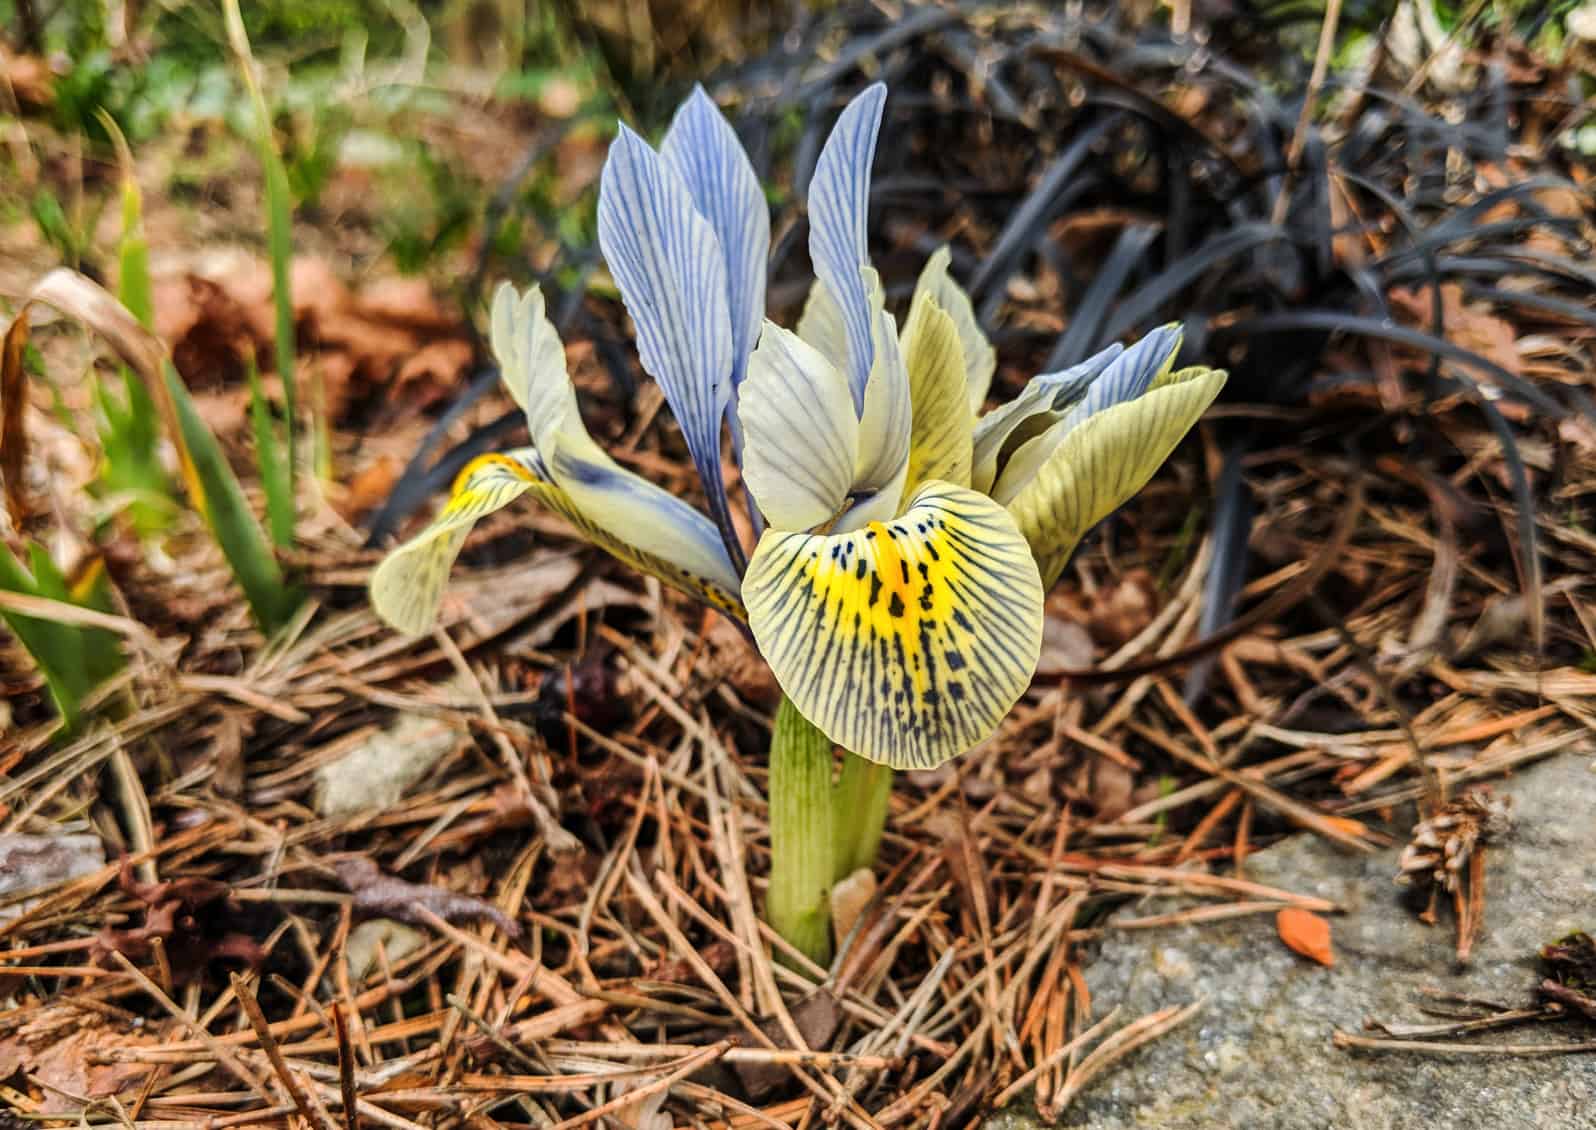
[1276,907,1335,967]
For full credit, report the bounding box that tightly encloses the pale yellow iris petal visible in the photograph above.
[836,303,911,531]
[990,329,1185,506]
[794,277,850,377]
[732,320,859,532]
[490,284,576,455]
[547,434,747,619]
[369,446,748,636]
[912,247,996,410]
[744,480,1044,770]
[969,344,1123,494]
[1006,366,1227,588]
[899,290,973,495]
[369,450,553,636]
[853,309,910,488]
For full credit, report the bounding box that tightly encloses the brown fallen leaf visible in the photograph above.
[337,453,402,523]
[96,860,264,977]
[1389,283,1522,381]
[1036,615,1094,677]
[1276,907,1335,967]
[353,276,456,332]
[2,50,57,108]
[1,1025,158,1114]
[730,991,842,1100]
[1089,756,1137,821]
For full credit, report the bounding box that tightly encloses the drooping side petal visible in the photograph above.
[370,450,554,636]
[661,86,770,392]
[548,435,746,618]
[495,278,744,610]
[598,126,739,552]
[807,83,887,411]
[969,343,1123,494]
[1007,366,1227,588]
[371,285,749,637]
[913,247,996,410]
[900,290,973,495]
[744,480,1043,770]
[990,324,1184,504]
[738,320,859,531]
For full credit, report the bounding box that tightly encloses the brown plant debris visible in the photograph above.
[1396,789,1514,894]
[1539,932,1596,1021]
[1396,788,1514,962]
[4,3,1596,1125]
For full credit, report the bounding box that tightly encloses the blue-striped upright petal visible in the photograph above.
[806,83,886,412]
[662,86,770,395]
[598,125,743,566]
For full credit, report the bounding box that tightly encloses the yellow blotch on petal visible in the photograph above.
[744,481,1043,770]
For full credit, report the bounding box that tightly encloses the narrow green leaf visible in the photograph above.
[247,356,294,548]
[0,544,90,727]
[167,361,301,632]
[99,109,172,534]
[224,0,298,524]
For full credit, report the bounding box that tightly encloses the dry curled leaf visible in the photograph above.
[333,857,521,939]
[95,861,264,977]
[1276,907,1334,967]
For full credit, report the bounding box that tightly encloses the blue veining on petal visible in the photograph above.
[662,86,770,393]
[550,445,743,598]
[597,124,745,569]
[1054,323,1183,434]
[806,83,886,414]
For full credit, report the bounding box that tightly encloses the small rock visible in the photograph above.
[345,919,427,983]
[314,713,462,818]
[0,834,104,917]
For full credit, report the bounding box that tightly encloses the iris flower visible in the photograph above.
[371,83,1224,772]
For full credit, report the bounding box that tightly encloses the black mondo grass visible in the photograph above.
[372,0,1592,681]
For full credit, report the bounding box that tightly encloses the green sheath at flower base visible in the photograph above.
[766,696,837,966]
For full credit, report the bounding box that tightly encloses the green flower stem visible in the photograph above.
[767,695,837,965]
[834,753,893,879]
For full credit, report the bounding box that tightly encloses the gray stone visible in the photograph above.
[0,833,104,917]
[993,753,1596,1129]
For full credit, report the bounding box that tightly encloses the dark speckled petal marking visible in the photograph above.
[743,480,1043,770]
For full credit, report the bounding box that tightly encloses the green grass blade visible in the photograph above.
[99,109,172,534]
[167,360,301,632]
[224,0,298,525]
[247,356,295,547]
[0,544,93,727]
[21,268,302,634]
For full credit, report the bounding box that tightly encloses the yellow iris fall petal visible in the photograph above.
[744,480,1043,770]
